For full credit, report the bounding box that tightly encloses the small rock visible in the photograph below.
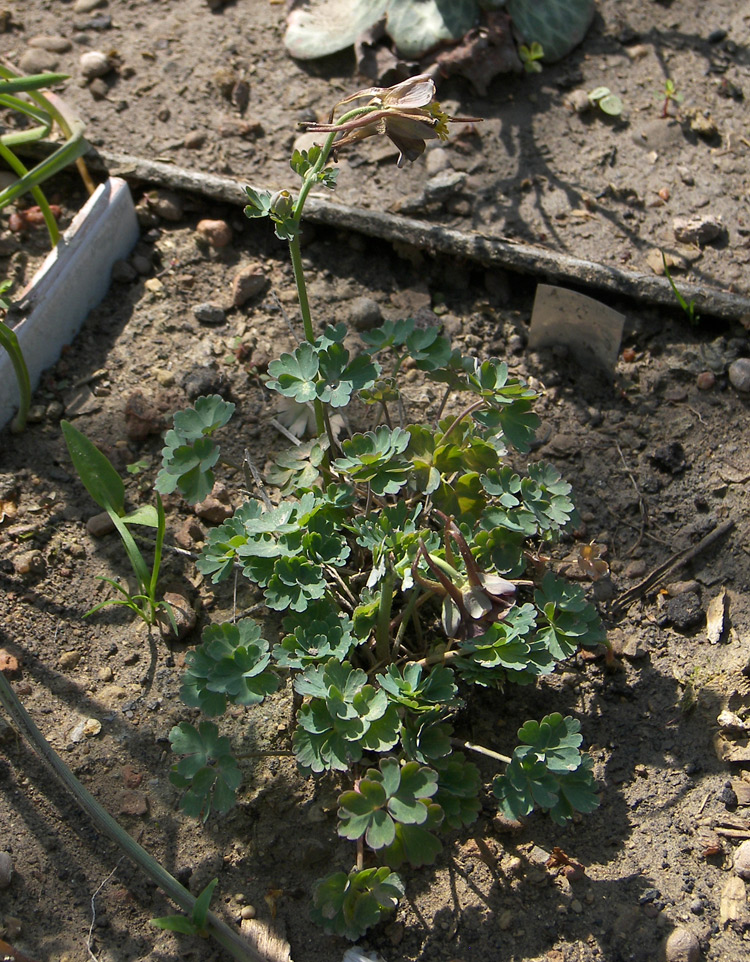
[13,550,45,575]
[673,214,723,245]
[566,89,592,113]
[98,684,128,706]
[498,909,513,930]
[130,253,152,276]
[175,517,206,549]
[19,48,60,73]
[193,302,226,325]
[184,130,207,149]
[147,190,183,222]
[688,113,718,139]
[570,899,583,914]
[182,366,227,399]
[86,511,115,538]
[665,927,700,962]
[647,249,687,275]
[677,165,695,186]
[231,263,268,306]
[159,591,197,641]
[79,50,112,80]
[349,296,383,332]
[664,592,704,632]
[650,441,686,474]
[196,218,232,249]
[97,666,114,683]
[728,358,750,392]
[194,483,233,524]
[0,851,12,889]
[689,898,704,915]
[88,77,109,100]
[111,259,137,283]
[734,839,750,879]
[240,905,257,920]
[118,791,149,817]
[124,391,162,440]
[425,147,451,175]
[624,559,647,579]
[696,371,715,390]
[622,635,649,660]
[0,649,20,676]
[665,580,701,597]
[74,0,106,11]
[424,170,466,204]
[29,35,73,53]
[59,650,81,670]
[152,368,174,387]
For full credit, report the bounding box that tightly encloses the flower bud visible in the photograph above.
[270,189,295,219]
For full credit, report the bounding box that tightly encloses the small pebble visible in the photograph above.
[13,549,45,575]
[728,357,750,392]
[147,190,183,222]
[240,905,256,920]
[158,591,197,641]
[88,77,109,100]
[18,49,59,73]
[111,259,137,283]
[231,264,268,306]
[425,147,451,175]
[193,302,226,325]
[59,650,81,670]
[0,851,12,889]
[184,130,207,149]
[734,839,750,879]
[79,50,111,80]
[196,218,232,249]
[86,511,116,537]
[29,35,73,53]
[664,927,700,962]
[0,649,20,676]
[673,214,723,245]
[349,296,383,331]
[74,0,106,11]
[566,89,592,113]
[696,371,715,390]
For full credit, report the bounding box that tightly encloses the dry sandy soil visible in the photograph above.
[2,2,750,962]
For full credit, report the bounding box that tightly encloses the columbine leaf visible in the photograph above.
[267,341,320,403]
[333,426,412,495]
[169,721,241,820]
[310,868,403,942]
[433,753,482,829]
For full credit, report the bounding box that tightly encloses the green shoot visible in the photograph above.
[661,251,700,326]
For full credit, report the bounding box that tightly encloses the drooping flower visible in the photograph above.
[300,74,478,168]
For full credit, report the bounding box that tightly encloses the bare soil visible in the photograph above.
[2,3,750,962]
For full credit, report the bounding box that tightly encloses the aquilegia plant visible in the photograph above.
[159,75,605,941]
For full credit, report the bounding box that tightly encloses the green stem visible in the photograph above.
[0,672,266,962]
[376,566,395,664]
[0,140,60,244]
[0,319,31,433]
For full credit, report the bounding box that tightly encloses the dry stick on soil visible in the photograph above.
[0,671,281,962]
[612,518,735,617]
[73,150,750,322]
[615,441,648,556]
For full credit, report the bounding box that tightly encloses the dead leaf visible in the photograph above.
[0,939,41,962]
[714,732,750,763]
[434,11,521,96]
[720,875,748,928]
[0,499,17,523]
[733,779,750,807]
[707,588,728,644]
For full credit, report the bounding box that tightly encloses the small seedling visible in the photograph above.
[61,420,176,629]
[519,41,544,73]
[152,878,218,937]
[588,86,623,117]
[658,78,684,118]
[661,251,699,326]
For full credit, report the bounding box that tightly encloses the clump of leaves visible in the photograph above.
[163,73,606,943]
[519,41,544,73]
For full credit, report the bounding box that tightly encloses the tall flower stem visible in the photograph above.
[286,104,378,447]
